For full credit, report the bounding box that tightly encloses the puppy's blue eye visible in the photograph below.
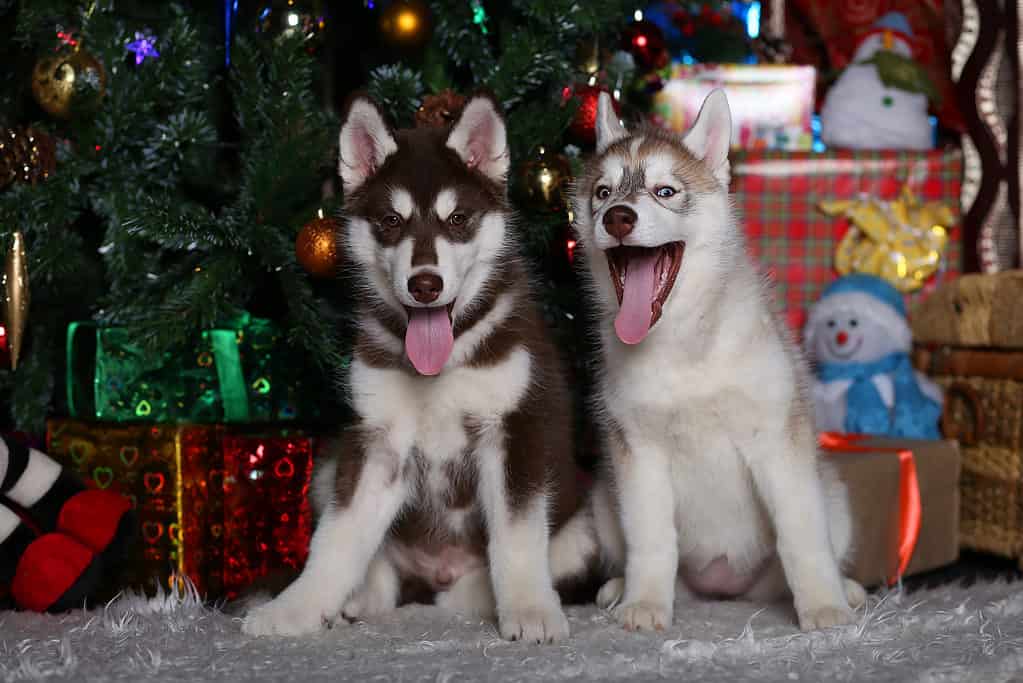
[655,187,676,198]
[849,319,858,328]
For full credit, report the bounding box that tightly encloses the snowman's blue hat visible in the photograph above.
[872,12,914,39]
[820,273,906,318]
[804,274,912,352]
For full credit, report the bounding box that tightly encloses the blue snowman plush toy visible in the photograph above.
[804,274,943,438]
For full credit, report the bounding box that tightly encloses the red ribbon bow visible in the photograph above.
[819,432,922,586]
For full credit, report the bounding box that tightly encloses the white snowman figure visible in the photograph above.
[820,12,934,150]
[805,274,943,438]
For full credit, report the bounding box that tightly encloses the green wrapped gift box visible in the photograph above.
[66,314,317,423]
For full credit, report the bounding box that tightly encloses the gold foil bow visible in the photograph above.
[821,185,953,293]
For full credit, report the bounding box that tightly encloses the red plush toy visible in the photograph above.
[0,434,134,612]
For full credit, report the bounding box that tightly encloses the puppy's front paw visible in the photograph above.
[341,584,397,622]
[797,604,855,631]
[613,600,672,632]
[242,596,326,637]
[843,577,867,609]
[499,603,570,644]
[341,592,389,622]
[596,577,625,609]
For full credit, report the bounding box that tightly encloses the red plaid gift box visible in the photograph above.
[731,147,963,333]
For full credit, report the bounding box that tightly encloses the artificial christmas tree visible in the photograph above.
[0,1,346,431]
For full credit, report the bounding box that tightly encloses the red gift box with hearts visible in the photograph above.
[45,419,314,599]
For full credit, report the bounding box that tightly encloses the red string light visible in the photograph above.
[56,30,79,47]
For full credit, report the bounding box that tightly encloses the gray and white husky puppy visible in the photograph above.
[573,89,866,632]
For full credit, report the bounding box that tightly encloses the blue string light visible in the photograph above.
[745,1,761,38]
[224,0,238,66]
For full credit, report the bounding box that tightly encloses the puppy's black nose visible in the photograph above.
[408,273,444,304]
[603,205,637,240]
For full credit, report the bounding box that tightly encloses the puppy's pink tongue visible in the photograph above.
[614,250,658,345]
[405,307,454,375]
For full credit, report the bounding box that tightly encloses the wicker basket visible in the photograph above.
[913,345,1023,563]
[912,271,1023,348]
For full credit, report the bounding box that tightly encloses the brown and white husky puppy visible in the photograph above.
[573,90,866,633]
[241,95,595,643]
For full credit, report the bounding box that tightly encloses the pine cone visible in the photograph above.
[415,90,467,128]
[0,127,56,189]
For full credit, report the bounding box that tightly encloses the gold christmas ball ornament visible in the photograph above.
[296,214,339,278]
[3,231,29,370]
[519,149,572,213]
[0,127,57,189]
[575,38,601,75]
[31,48,107,120]
[379,0,431,48]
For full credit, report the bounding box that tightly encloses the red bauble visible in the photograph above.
[622,20,669,71]
[567,84,619,146]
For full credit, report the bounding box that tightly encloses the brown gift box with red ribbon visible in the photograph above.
[45,418,314,600]
[822,434,961,588]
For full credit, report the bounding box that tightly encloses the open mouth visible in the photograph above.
[404,302,456,376]
[606,242,685,345]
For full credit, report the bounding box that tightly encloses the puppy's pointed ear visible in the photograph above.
[446,95,509,183]
[595,92,627,154]
[338,96,398,192]
[682,88,731,187]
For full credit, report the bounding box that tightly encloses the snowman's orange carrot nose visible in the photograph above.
[882,30,893,50]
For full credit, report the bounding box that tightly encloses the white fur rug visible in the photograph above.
[3,580,1023,682]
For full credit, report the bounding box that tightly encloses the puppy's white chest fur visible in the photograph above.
[600,283,793,574]
[349,347,532,466]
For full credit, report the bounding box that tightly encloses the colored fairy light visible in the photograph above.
[746,1,761,38]
[634,9,643,21]
[225,0,239,65]
[126,30,160,65]
[56,29,79,47]
[471,0,489,34]
[396,8,419,35]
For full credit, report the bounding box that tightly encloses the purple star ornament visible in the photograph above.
[126,30,160,65]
